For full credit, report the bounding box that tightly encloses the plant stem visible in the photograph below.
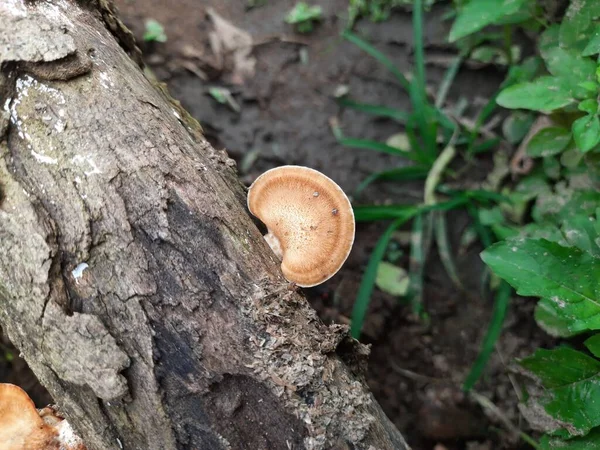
[413,0,426,101]
[503,24,513,66]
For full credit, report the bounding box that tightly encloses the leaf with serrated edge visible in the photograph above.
[521,347,600,435]
[482,239,600,334]
[541,426,600,449]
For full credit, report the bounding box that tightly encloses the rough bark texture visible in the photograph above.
[0,1,410,449]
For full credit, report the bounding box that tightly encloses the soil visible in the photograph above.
[0,1,556,449]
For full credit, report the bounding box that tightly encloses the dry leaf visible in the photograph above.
[206,8,256,85]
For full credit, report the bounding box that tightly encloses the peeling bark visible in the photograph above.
[0,1,410,449]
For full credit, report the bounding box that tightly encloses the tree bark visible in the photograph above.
[0,1,410,449]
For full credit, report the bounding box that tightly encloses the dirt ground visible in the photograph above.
[0,1,556,449]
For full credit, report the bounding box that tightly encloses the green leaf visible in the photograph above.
[504,56,542,86]
[481,239,600,335]
[143,19,167,43]
[573,114,600,153]
[541,47,596,99]
[539,25,560,55]
[579,99,599,114]
[561,213,600,257]
[496,77,574,112]
[583,26,600,56]
[585,334,600,358]
[502,112,534,144]
[543,156,561,180]
[526,127,572,158]
[375,262,409,296]
[541,427,600,449]
[559,0,600,51]
[535,299,581,338]
[449,0,528,42]
[579,81,599,92]
[285,2,323,25]
[533,190,600,224]
[478,207,505,226]
[520,346,600,435]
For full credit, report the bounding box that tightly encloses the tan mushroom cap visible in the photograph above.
[248,166,355,287]
[0,383,54,450]
[0,383,87,450]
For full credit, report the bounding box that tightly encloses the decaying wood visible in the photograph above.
[0,1,410,449]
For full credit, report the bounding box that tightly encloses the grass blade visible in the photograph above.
[338,98,409,123]
[405,118,425,156]
[408,212,434,318]
[410,0,438,159]
[339,137,424,162]
[353,198,469,222]
[471,137,501,154]
[351,215,414,338]
[342,30,410,90]
[437,186,510,206]
[436,55,463,108]
[354,205,420,222]
[467,203,493,297]
[435,212,463,290]
[467,94,499,155]
[463,281,511,391]
[412,0,426,104]
[354,165,430,197]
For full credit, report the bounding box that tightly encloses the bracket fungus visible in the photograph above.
[0,383,86,450]
[248,165,355,287]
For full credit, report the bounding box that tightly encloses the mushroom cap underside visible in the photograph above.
[248,166,355,287]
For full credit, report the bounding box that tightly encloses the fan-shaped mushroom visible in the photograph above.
[248,165,355,287]
[0,383,86,450]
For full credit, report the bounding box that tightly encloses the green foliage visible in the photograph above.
[342,0,513,340]
[483,237,600,336]
[285,3,323,33]
[449,0,530,42]
[491,3,600,154]
[573,114,600,152]
[347,0,437,26]
[143,19,167,43]
[474,0,600,435]
[521,345,600,436]
[344,1,600,444]
[496,77,574,112]
[526,128,572,157]
[541,427,600,449]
